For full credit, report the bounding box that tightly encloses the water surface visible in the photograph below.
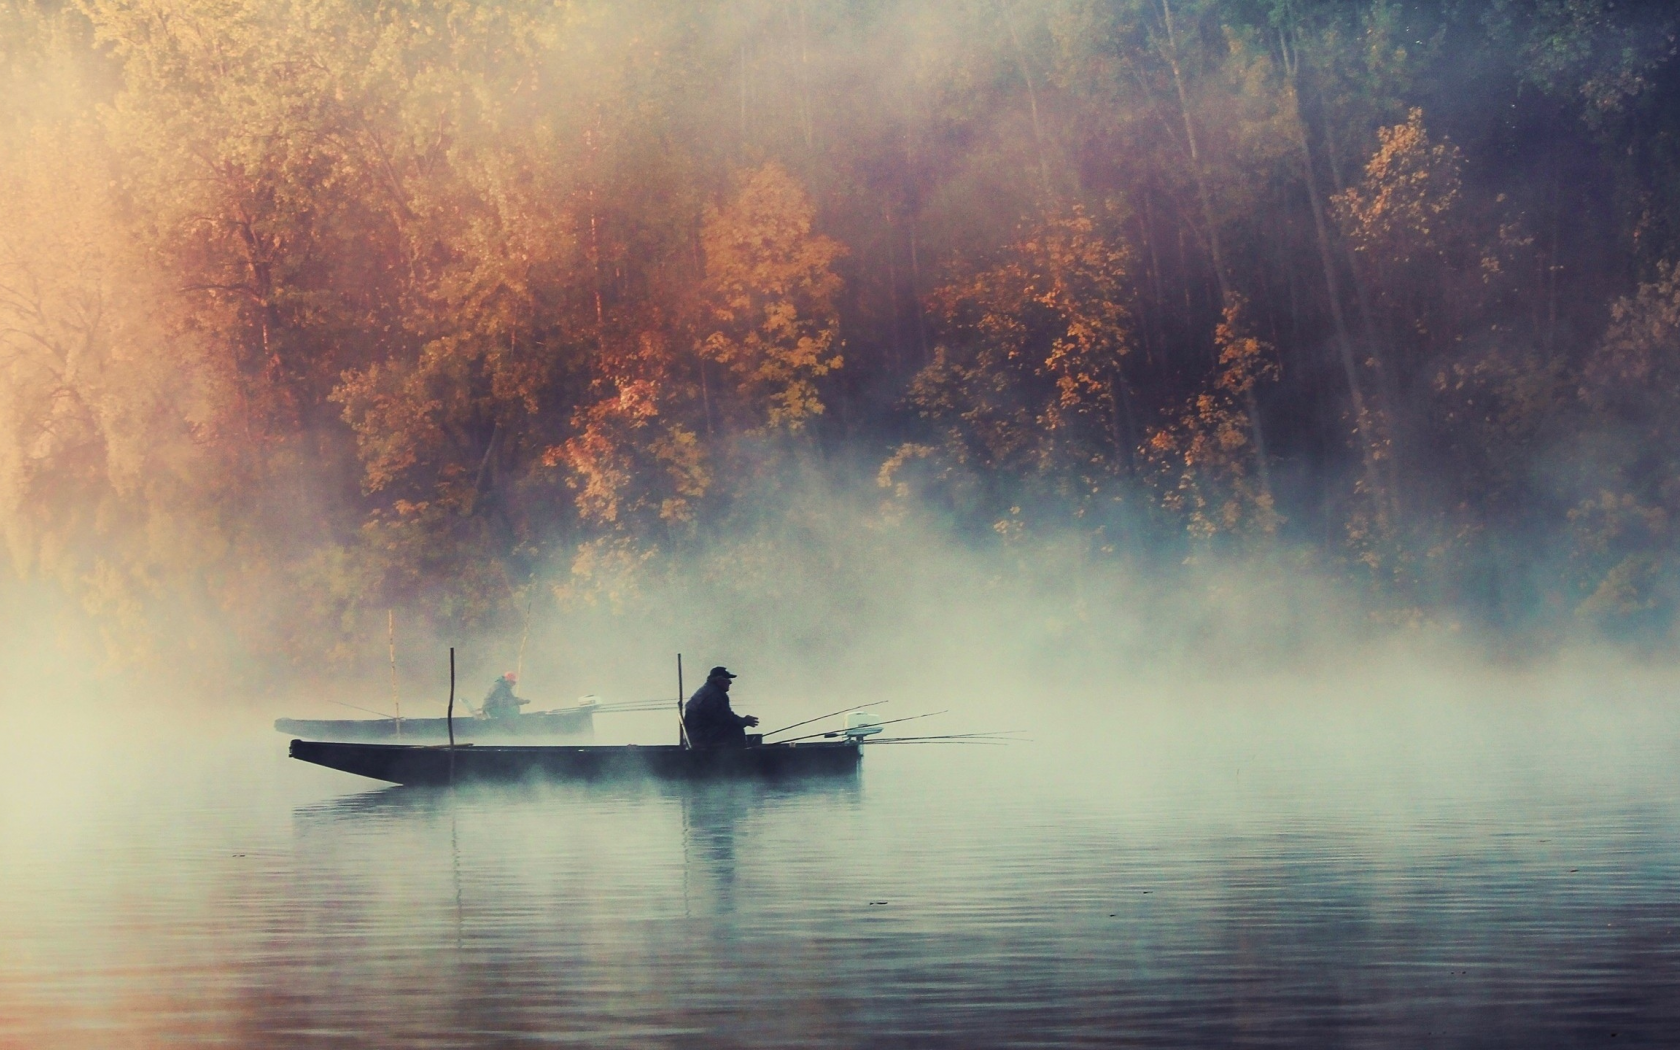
[2,691,1678,1047]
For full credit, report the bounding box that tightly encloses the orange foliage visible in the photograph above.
[3,0,1677,662]
[1333,108,1462,268]
[698,162,846,432]
[906,204,1136,494]
[1144,298,1280,540]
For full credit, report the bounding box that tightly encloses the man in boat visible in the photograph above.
[481,671,530,719]
[683,666,759,748]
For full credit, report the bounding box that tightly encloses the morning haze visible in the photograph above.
[2,1,1679,1046]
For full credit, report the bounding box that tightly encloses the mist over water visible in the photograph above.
[4,630,1679,1047]
[7,0,1680,1042]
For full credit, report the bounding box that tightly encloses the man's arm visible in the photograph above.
[724,702,759,728]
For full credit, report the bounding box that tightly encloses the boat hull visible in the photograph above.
[275,709,594,740]
[288,739,862,786]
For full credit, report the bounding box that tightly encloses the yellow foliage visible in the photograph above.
[698,162,845,432]
[1572,264,1680,623]
[1333,108,1463,267]
[546,376,710,527]
[0,90,237,661]
[1569,492,1669,620]
[1143,297,1279,540]
[551,535,659,613]
[910,204,1136,487]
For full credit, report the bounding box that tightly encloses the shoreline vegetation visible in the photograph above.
[5,0,1680,671]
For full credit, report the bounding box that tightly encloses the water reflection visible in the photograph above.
[3,712,1679,1048]
[292,783,450,822]
[679,779,863,917]
[684,783,745,915]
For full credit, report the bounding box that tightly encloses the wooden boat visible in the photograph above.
[275,706,594,741]
[288,738,863,785]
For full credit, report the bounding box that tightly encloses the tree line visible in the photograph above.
[3,0,1680,664]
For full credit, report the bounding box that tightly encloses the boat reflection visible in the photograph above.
[291,771,861,827]
[677,779,863,916]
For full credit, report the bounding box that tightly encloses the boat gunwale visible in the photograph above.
[287,736,863,786]
[290,739,858,754]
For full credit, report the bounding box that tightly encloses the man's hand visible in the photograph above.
[743,715,760,727]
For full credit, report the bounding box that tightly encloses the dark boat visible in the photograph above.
[275,706,594,741]
[288,738,863,785]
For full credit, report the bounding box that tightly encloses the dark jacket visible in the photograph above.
[482,678,527,718]
[683,679,750,748]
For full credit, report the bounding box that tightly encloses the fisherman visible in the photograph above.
[481,671,529,719]
[683,666,759,748]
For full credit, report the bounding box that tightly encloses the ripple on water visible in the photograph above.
[1,717,1678,1048]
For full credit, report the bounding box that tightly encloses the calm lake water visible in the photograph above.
[3,688,1679,1048]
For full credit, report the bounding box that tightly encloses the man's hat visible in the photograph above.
[708,666,737,679]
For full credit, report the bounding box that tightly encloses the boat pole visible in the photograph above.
[447,647,456,784]
[677,653,690,749]
[515,581,534,683]
[388,609,401,740]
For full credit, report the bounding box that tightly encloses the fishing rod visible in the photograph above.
[591,697,687,709]
[863,731,1028,744]
[326,698,400,719]
[866,732,1007,742]
[760,701,889,739]
[775,709,949,744]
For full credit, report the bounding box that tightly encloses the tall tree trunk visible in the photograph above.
[904,68,931,368]
[1001,1,1053,200]
[1319,89,1402,510]
[1160,0,1272,501]
[908,214,929,366]
[1279,29,1391,526]
[739,42,749,147]
[1139,186,1165,367]
[1110,373,1139,473]
[884,207,902,376]
[785,1,814,152]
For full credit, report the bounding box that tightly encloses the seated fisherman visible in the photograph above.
[683,666,760,748]
[481,671,530,719]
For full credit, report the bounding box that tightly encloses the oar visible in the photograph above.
[760,701,889,739]
[775,709,948,744]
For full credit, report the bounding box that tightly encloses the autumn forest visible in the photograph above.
[4,0,1680,668]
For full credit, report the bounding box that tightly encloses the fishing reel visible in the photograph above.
[840,711,883,740]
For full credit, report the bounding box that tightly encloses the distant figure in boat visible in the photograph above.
[482,672,530,719]
[684,666,759,748]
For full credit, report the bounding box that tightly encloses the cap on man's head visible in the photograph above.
[708,666,737,679]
